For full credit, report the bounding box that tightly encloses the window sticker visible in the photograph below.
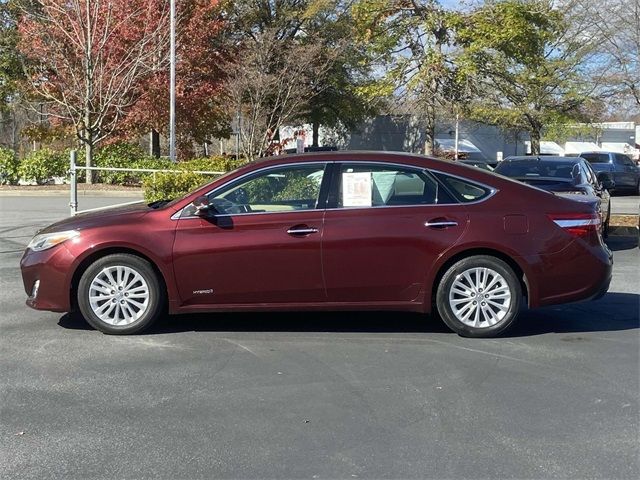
[342,172,372,207]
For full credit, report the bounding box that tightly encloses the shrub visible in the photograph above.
[178,156,247,173]
[142,171,211,203]
[94,143,155,185]
[132,156,175,184]
[18,148,67,184]
[142,156,244,203]
[0,147,19,185]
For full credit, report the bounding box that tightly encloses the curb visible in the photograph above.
[0,190,143,197]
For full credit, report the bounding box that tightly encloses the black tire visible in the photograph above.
[77,253,164,334]
[435,255,522,338]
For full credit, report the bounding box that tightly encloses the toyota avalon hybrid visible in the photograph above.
[21,152,613,337]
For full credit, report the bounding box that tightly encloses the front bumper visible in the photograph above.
[20,244,76,313]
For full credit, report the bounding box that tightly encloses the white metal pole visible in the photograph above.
[169,0,176,162]
[69,150,77,216]
[454,112,459,161]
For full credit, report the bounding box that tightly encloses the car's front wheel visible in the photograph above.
[436,255,522,338]
[77,253,164,334]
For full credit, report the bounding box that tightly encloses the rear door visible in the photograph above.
[173,163,330,306]
[321,162,470,304]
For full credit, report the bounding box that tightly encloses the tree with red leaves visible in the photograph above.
[18,0,169,182]
[121,0,228,159]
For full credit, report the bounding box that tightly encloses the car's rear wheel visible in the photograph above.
[436,255,522,338]
[77,254,163,334]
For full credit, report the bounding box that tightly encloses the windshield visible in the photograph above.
[495,161,577,179]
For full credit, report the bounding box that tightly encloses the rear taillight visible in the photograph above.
[548,212,601,237]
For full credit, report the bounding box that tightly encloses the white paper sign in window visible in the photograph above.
[342,172,372,207]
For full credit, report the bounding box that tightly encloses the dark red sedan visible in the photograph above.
[21,152,613,337]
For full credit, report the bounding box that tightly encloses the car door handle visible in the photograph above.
[425,220,458,229]
[287,225,319,236]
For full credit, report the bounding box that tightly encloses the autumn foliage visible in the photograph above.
[120,0,229,157]
[18,0,170,147]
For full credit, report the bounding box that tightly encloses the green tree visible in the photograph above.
[222,0,376,150]
[0,0,23,112]
[455,0,596,154]
[352,0,460,155]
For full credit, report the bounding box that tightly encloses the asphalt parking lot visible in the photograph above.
[1,195,639,479]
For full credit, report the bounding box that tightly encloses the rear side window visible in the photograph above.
[581,162,596,186]
[434,173,493,203]
[581,153,610,163]
[495,160,576,179]
[335,164,455,207]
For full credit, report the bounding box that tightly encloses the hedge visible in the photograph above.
[94,143,173,185]
[142,156,247,203]
[143,171,211,203]
[0,147,19,185]
[18,148,67,184]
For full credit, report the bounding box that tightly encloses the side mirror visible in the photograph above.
[597,172,615,190]
[192,195,211,215]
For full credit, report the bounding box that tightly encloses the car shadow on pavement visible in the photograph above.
[606,234,638,251]
[504,292,639,337]
[58,293,639,337]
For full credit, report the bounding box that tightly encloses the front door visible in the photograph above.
[173,163,329,306]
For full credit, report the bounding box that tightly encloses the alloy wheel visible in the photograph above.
[448,267,512,328]
[88,266,150,326]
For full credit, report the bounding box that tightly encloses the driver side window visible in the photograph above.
[210,164,326,214]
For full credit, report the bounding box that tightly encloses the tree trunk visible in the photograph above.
[423,106,436,156]
[530,129,541,155]
[85,140,93,184]
[312,122,319,148]
[149,129,161,158]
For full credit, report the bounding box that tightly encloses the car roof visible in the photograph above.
[502,155,582,163]
[244,150,452,169]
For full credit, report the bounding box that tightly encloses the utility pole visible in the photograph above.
[454,112,459,161]
[169,0,176,162]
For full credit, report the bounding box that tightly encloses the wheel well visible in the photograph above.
[430,248,529,309]
[70,247,168,312]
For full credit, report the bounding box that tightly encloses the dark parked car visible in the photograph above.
[21,152,612,338]
[579,151,640,194]
[495,155,612,236]
[457,159,495,171]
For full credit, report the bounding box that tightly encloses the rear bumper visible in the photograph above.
[524,239,613,308]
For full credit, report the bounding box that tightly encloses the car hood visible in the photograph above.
[38,201,151,234]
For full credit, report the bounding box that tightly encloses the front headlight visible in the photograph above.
[27,230,80,252]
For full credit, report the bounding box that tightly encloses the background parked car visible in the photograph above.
[495,155,612,236]
[578,151,640,194]
[457,159,495,171]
